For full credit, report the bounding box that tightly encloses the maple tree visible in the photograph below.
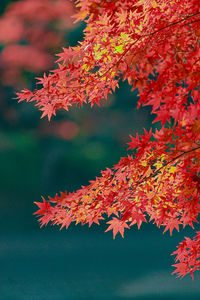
[0,0,75,87]
[0,0,79,136]
[17,0,200,278]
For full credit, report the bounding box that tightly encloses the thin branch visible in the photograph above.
[136,145,200,187]
[37,12,200,91]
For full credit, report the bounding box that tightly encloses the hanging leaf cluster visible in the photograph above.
[17,0,200,278]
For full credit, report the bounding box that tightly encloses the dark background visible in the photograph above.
[1,1,200,299]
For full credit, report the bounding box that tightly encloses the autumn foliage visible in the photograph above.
[17,0,200,278]
[0,0,75,87]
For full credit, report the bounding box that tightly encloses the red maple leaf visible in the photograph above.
[105,217,130,239]
[34,197,51,216]
[163,218,181,236]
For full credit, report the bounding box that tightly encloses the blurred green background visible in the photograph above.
[0,1,200,299]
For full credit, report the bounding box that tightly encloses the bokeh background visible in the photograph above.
[1,1,200,299]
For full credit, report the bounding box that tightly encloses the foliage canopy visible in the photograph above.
[17,0,200,278]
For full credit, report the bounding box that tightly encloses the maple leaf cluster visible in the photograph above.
[0,0,75,87]
[17,0,200,278]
